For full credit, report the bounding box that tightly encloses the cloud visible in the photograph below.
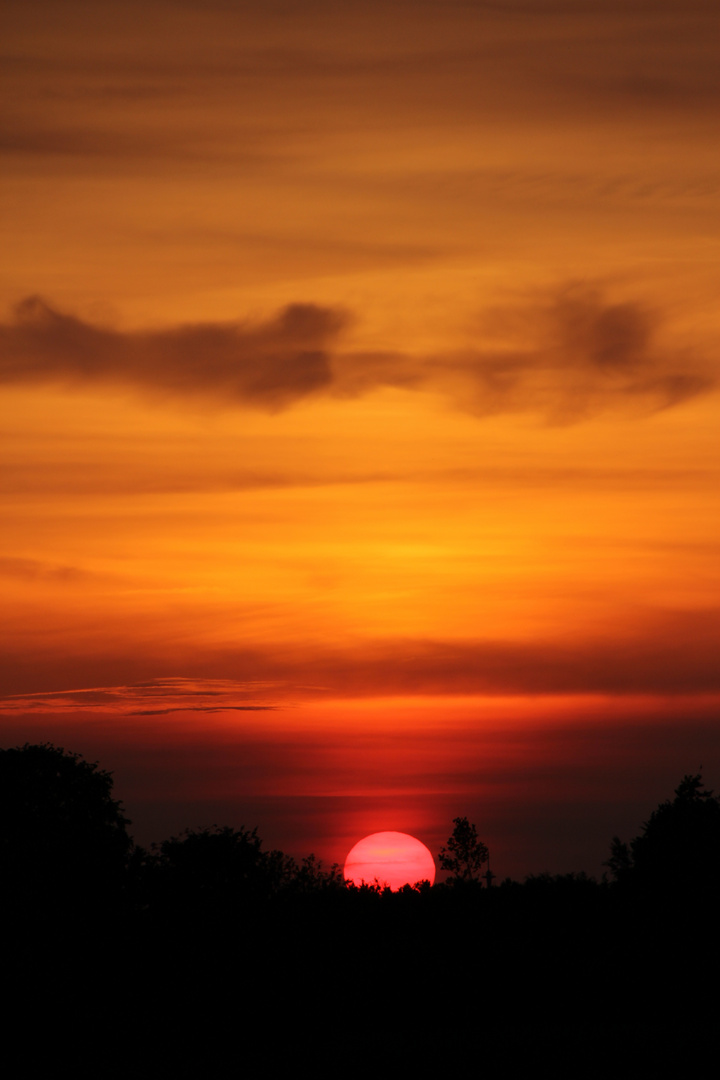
[334,284,715,421]
[1,286,713,420]
[0,678,282,714]
[128,706,277,716]
[2,607,719,705]
[0,296,347,410]
[3,0,717,222]
[0,556,88,583]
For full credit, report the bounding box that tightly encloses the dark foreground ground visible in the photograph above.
[5,878,718,1077]
[3,755,718,1076]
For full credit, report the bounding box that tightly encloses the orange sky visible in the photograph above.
[2,0,719,878]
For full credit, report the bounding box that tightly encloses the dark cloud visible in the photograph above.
[4,0,718,184]
[0,296,346,410]
[1,287,713,419]
[0,120,287,168]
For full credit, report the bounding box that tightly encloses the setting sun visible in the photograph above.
[344,832,436,890]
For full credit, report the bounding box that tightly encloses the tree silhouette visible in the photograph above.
[289,852,345,893]
[152,823,296,912]
[0,742,132,913]
[606,773,720,894]
[439,816,489,884]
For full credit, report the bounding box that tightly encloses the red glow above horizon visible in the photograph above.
[344,831,436,890]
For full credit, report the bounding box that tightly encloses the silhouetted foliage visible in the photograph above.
[154,824,270,905]
[0,742,131,914]
[2,744,719,1074]
[288,852,345,893]
[605,835,634,881]
[606,773,720,894]
[523,871,599,891]
[439,815,489,883]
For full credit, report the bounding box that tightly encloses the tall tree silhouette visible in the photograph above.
[0,742,132,914]
[607,773,720,894]
[439,816,489,884]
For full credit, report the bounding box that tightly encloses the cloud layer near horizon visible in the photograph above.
[3,604,719,704]
[1,288,712,420]
[1,683,718,880]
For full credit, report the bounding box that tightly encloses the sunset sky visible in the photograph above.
[2,0,719,879]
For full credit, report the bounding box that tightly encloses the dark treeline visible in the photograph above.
[2,743,719,1076]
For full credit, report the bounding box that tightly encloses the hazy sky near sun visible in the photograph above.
[2,0,719,877]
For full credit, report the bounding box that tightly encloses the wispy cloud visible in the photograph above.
[0,677,282,715]
[0,556,89,583]
[335,285,715,421]
[2,609,719,708]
